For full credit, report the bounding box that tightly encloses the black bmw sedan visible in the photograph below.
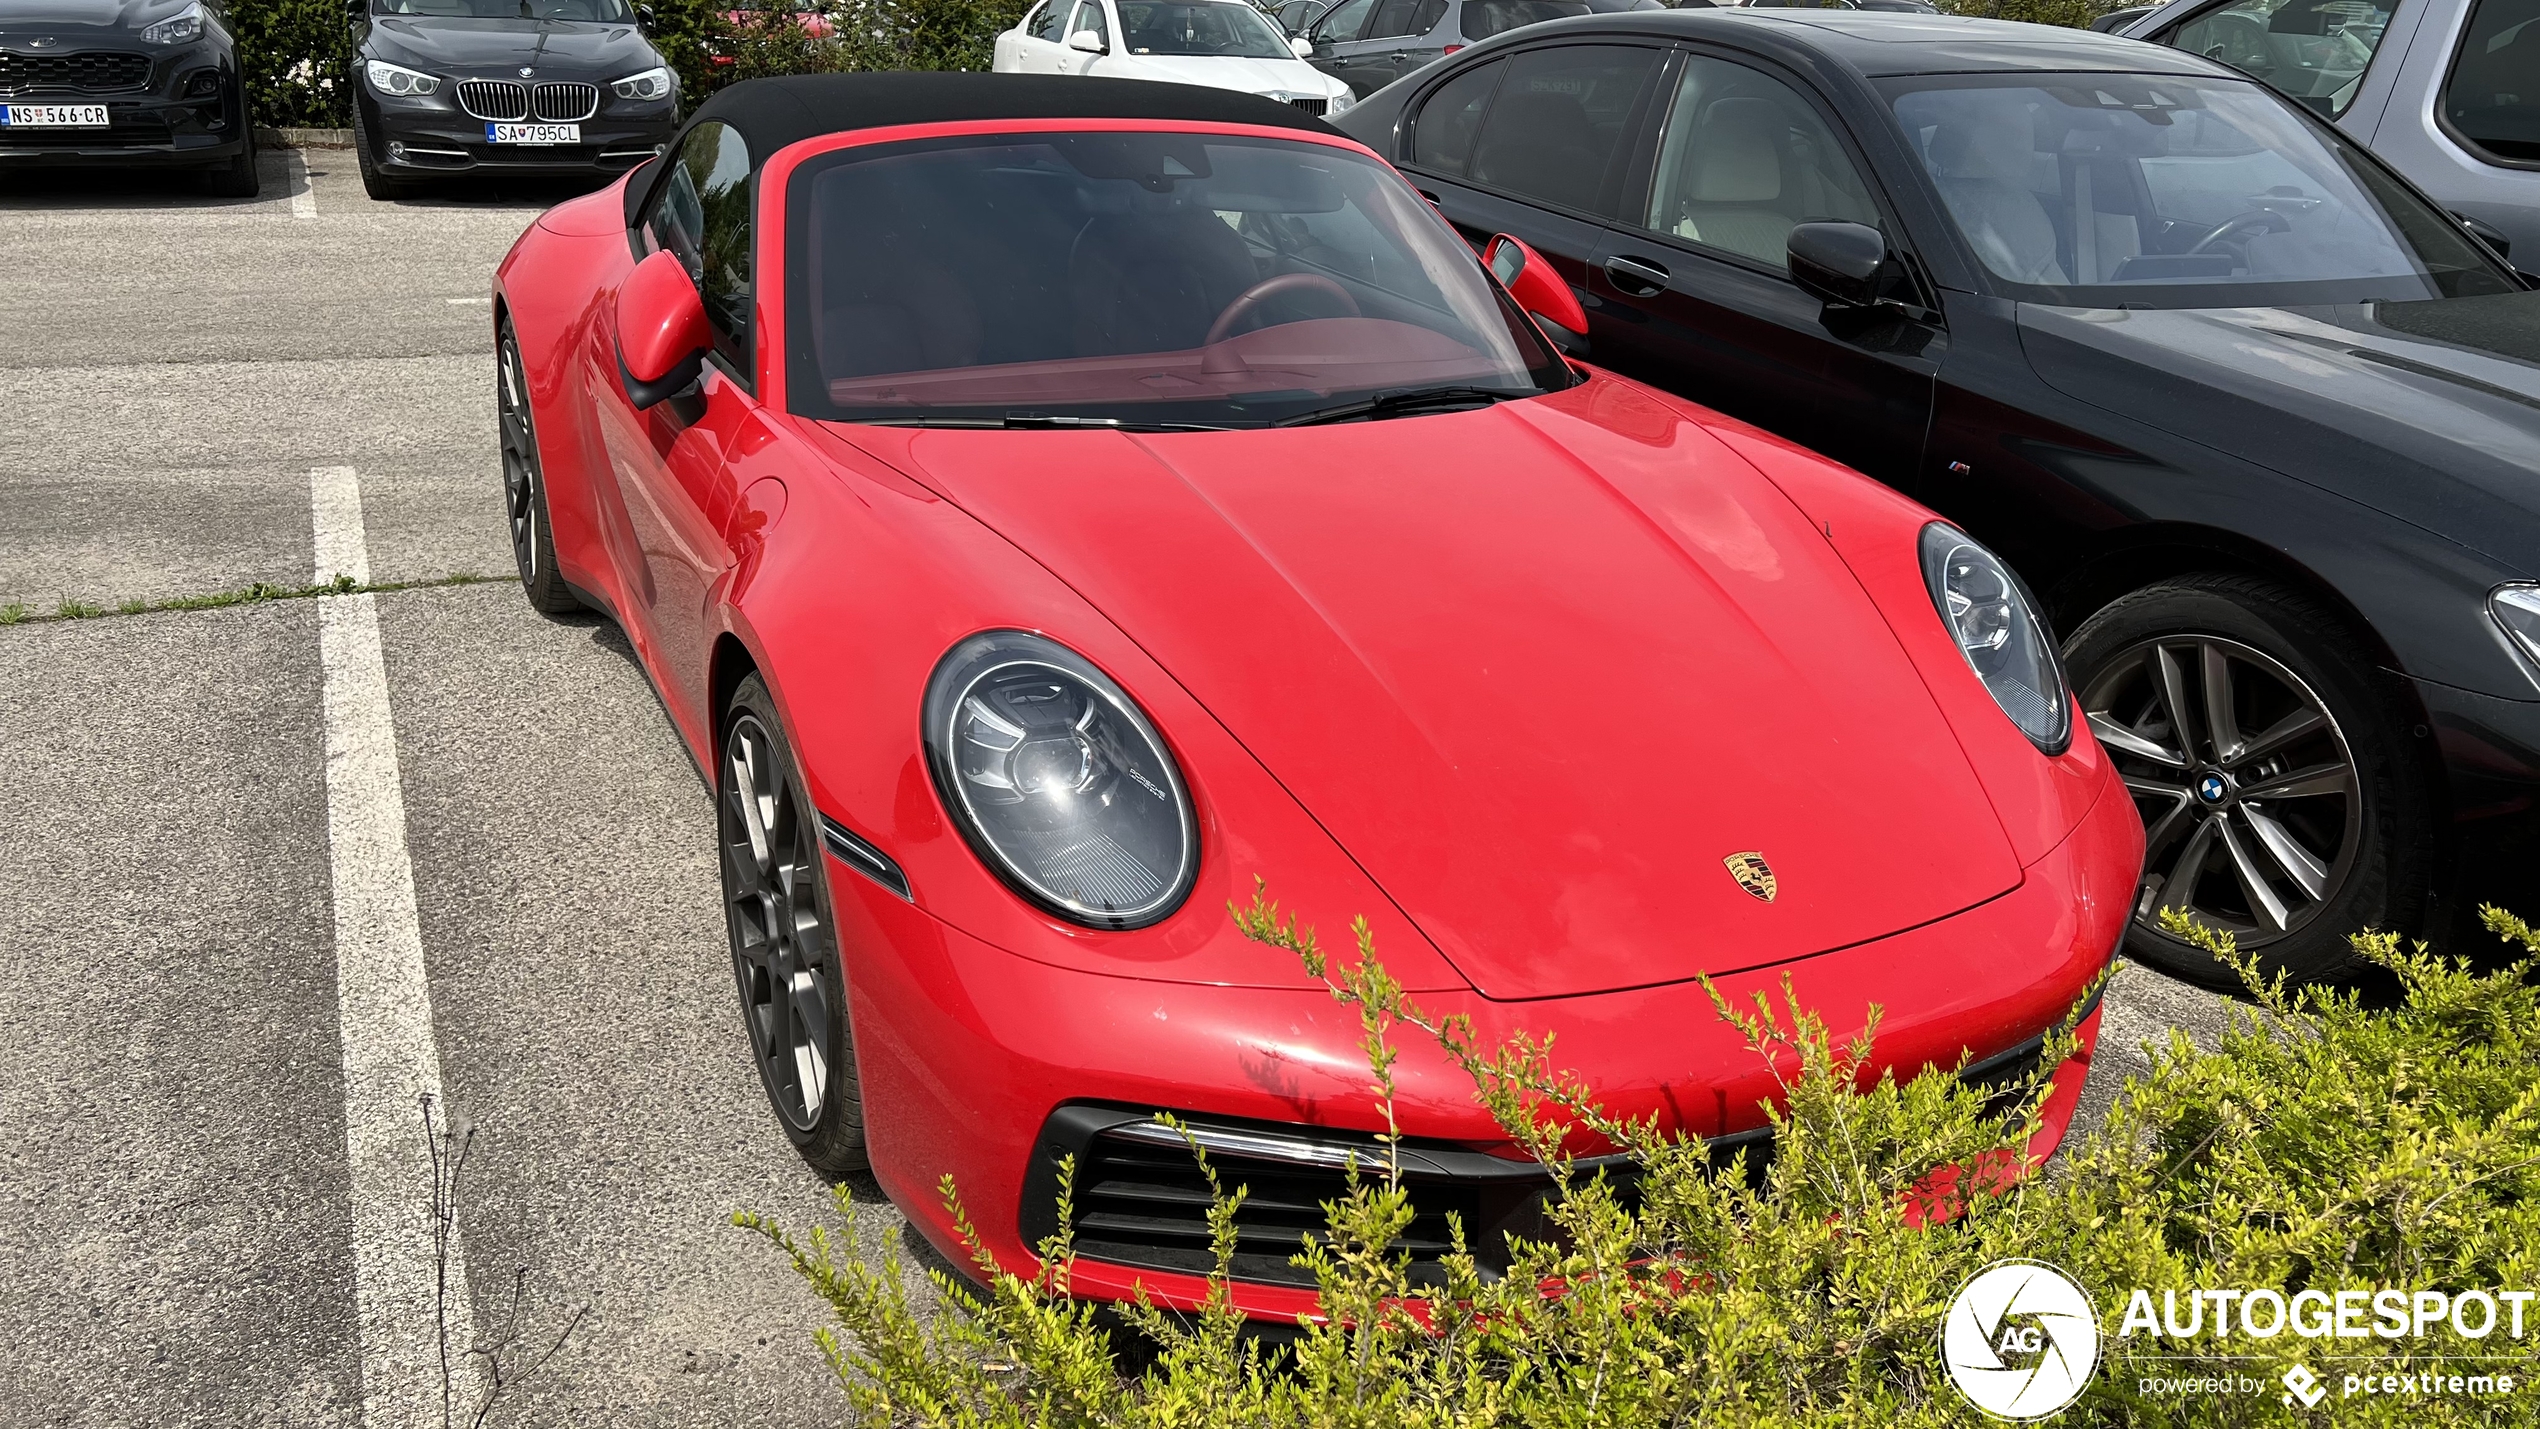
[1337,11,2540,982]
[0,0,257,195]
[349,0,679,199]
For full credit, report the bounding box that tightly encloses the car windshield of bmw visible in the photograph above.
[1886,73,2521,308]
[785,131,1571,428]
[371,0,634,17]
[1118,2,1295,57]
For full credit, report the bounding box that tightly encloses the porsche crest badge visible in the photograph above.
[1723,852,1777,903]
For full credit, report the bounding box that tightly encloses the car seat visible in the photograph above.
[1069,210,1265,355]
[1672,97,1796,263]
[1928,120,2069,285]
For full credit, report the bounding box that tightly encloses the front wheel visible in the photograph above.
[721,675,868,1178]
[2065,574,2431,985]
[496,321,582,615]
[351,103,414,201]
[200,112,258,197]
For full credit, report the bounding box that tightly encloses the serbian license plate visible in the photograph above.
[1,104,109,128]
[485,122,578,145]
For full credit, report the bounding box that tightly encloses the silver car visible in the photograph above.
[2122,0,2539,265]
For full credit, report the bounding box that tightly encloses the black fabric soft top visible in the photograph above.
[683,72,1339,173]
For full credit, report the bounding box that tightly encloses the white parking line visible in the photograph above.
[289,149,318,219]
[312,465,479,1428]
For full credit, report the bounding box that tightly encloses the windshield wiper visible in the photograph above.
[1274,385,1526,427]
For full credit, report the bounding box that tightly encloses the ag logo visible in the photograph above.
[1941,1260,2099,1420]
[1722,851,1776,902]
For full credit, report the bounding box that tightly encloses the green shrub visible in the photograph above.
[1934,0,2130,28]
[231,0,357,127]
[740,899,2540,1426]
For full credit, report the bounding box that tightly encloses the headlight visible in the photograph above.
[610,66,675,101]
[2495,585,2540,672]
[1326,88,1354,115]
[1920,524,2070,753]
[140,4,204,44]
[365,59,441,96]
[923,631,1199,929]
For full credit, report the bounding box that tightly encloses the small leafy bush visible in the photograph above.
[231,0,358,127]
[741,898,2540,1427]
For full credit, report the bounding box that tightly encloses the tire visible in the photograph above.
[720,674,869,1178]
[351,103,413,201]
[200,110,259,197]
[2064,573,2432,986]
[495,320,583,616]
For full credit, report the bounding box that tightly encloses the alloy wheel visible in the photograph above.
[496,338,541,583]
[722,713,836,1132]
[2081,636,2361,946]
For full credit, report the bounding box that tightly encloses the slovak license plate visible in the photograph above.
[2,104,108,128]
[485,122,578,145]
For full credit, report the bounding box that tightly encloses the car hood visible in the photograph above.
[1106,53,1339,95]
[2018,293,2540,574]
[367,17,657,75]
[834,381,2023,1000]
[0,0,190,34]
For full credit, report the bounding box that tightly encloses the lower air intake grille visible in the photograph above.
[1019,1105,1687,1289]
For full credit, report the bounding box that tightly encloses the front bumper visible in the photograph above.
[0,42,244,168]
[830,758,2137,1318]
[2419,676,2540,918]
[364,91,673,178]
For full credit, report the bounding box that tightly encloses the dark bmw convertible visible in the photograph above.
[1336,10,2540,983]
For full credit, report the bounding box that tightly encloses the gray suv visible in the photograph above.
[2122,0,2539,265]
[1302,0,1677,97]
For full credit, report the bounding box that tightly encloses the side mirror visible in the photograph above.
[1786,220,1888,309]
[1291,34,1313,57]
[2456,212,2512,264]
[1483,233,1588,352]
[346,0,366,20]
[1068,28,1106,52]
[637,2,657,25]
[617,250,712,410]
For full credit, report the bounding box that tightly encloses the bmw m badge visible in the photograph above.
[1724,851,1777,903]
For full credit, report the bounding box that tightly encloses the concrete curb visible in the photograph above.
[256,126,355,149]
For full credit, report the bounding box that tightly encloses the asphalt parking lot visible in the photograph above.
[0,144,2232,1426]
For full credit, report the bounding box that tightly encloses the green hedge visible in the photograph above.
[232,0,356,127]
[742,900,2540,1427]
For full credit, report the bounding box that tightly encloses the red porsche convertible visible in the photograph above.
[492,73,2140,1317]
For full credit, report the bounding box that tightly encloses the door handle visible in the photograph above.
[1604,254,1670,297]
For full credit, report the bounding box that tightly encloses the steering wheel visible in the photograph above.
[2188,208,2294,254]
[1203,273,1361,347]
[2200,11,2276,78]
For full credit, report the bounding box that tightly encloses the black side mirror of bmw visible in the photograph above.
[638,3,657,26]
[1787,222,1889,310]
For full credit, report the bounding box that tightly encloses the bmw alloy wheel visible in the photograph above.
[2082,635,2361,947]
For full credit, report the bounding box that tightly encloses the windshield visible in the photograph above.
[1884,73,2519,307]
[785,131,1570,426]
[371,0,634,17]
[1118,1,1294,56]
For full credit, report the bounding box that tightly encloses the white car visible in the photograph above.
[994,0,1357,117]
